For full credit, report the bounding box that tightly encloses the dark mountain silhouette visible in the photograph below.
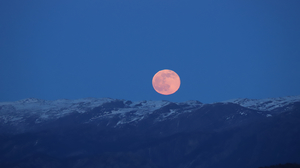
[259,163,300,168]
[0,96,299,168]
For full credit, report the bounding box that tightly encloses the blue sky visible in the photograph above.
[1,0,300,103]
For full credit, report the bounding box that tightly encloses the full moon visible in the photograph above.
[152,69,181,95]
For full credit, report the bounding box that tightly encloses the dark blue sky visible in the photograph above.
[1,0,300,103]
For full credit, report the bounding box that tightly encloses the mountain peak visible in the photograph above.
[17,98,45,104]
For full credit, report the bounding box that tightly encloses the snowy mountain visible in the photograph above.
[1,95,299,129]
[0,96,300,168]
[222,95,300,111]
[0,98,194,130]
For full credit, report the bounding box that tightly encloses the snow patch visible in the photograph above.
[222,95,300,111]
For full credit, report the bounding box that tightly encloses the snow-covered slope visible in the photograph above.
[0,98,115,124]
[222,95,300,111]
[0,96,299,130]
[0,98,194,126]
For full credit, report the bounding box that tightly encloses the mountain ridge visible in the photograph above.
[0,95,300,168]
[1,95,299,130]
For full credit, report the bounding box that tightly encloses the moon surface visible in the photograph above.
[152,69,181,95]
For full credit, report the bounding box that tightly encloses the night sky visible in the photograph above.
[1,0,300,103]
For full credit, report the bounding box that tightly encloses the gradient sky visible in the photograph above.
[1,0,300,103]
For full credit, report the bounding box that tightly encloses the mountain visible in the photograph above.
[0,96,300,168]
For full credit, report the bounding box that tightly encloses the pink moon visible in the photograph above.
[152,69,181,95]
